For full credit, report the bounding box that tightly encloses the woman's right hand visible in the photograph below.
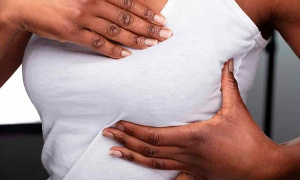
[2,0,172,59]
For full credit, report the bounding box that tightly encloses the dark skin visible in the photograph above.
[103,60,300,180]
[0,0,283,88]
[1,0,300,179]
[0,0,276,88]
[102,0,300,179]
[0,0,171,87]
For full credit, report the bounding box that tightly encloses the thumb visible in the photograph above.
[221,59,244,109]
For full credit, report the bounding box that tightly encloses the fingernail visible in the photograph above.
[159,29,172,39]
[102,131,114,138]
[116,124,125,131]
[229,58,234,73]
[109,150,123,158]
[121,50,132,57]
[154,14,166,25]
[145,39,158,47]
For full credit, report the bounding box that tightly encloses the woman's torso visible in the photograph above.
[22,0,268,179]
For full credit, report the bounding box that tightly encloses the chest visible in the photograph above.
[23,0,256,123]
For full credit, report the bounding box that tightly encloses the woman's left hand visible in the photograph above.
[102,59,290,180]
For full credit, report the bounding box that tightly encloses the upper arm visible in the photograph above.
[272,0,300,58]
[0,31,32,88]
[236,0,300,59]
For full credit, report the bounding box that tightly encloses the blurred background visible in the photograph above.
[0,32,299,180]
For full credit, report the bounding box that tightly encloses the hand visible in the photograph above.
[102,59,293,180]
[2,0,171,59]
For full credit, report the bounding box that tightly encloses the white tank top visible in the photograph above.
[22,0,268,179]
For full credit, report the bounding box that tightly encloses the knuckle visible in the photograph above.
[182,124,207,146]
[146,25,161,36]
[92,37,106,48]
[141,146,157,157]
[126,124,136,137]
[107,23,121,37]
[189,128,202,141]
[132,36,143,47]
[59,21,81,39]
[151,159,165,169]
[111,46,122,56]
[144,9,154,20]
[70,27,81,36]
[227,78,239,89]
[199,124,213,140]
[72,8,85,20]
[124,152,135,162]
[185,131,202,147]
[120,0,134,10]
[112,132,126,145]
[119,11,134,27]
[148,132,161,145]
[57,21,77,38]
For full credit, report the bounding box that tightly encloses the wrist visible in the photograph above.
[279,138,300,179]
[0,0,32,31]
[0,0,11,27]
[259,142,300,180]
[269,145,295,180]
[248,143,292,180]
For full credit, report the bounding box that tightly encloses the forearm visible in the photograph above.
[0,0,32,87]
[271,1,300,174]
[265,1,300,177]
[279,137,300,179]
[264,138,300,180]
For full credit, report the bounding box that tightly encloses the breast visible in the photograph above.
[22,32,239,128]
[22,0,261,179]
[23,33,225,139]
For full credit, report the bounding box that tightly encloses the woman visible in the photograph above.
[2,0,269,179]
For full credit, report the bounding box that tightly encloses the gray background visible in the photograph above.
[0,32,299,179]
[247,32,300,143]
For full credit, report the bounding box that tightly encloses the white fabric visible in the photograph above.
[22,0,268,179]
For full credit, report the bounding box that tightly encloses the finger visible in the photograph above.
[173,173,198,180]
[110,120,188,146]
[102,127,183,159]
[106,0,166,25]
[73,30,132,59]
[86,17,158,49]
[108,147,184,170]
[221,59,245,109]
[95,1,172,41]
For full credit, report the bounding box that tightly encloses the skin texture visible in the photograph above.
[102,0,300,179]
[0,28,32,88]
[103,60,300,180]
[0,0,170,87]
[271,0,300,58]
[1,0,300,179]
